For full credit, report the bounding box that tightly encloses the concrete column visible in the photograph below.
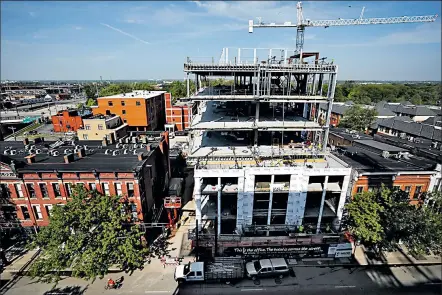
[236,176,245,233]
[334,175,350,231]
[186,73,190,98]
[267,175,275,235]
[217,177,222,236]
[254,130,259,146]
[303,103,308,119]
[243,173,255,226]
[255,102,260,121]
[316,175,329,233]
[194,177,202,230]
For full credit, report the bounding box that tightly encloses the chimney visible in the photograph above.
[137,152,145,161]
[23,138,29,145]
[64,153,74,164]
[77,148,86,158]
[102,137,108,147]
[25,154,36,164]
[146,144,151,152]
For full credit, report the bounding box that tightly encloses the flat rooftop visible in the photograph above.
[0,134,165,173]
[98,90,165,100]
[334,146,436,173]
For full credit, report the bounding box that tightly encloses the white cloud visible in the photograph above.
[28,11,36,17]
[73,26,83,30]
[100,23,150,45]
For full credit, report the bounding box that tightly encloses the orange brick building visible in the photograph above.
[92,90,166,131]
[164,93,193,131]
[51,110,91,132]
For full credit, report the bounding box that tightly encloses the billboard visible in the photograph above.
[223,244,330,258]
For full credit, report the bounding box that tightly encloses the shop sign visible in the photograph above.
[224,244,329,258]
[335,249,352,258]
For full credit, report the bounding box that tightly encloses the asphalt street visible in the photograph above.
[1,265,440,295]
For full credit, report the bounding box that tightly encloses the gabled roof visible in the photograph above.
[377,116,441,142]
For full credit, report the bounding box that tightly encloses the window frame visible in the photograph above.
[15,183,24,198]
[20,205,31,220]
[52,182,62,198]
[32,205,43,220]
[39,183,49,199]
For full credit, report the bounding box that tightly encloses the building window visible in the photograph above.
[98,124,103,130]
[413,186,422,199]
[0,184,11,198]
[26,184,36,198]
[123,119,127,123]
[83,134,89,140]
[32,205,43,220]
[108,101,113,106]
[356,186,364,194]
[102,183,110,195]
[85,125,91,130]
[20,205,31,220]
[65,183,72,197]
[121,101,125,106]
[115,183,122,195]
[39,183,49,198]
[404,186,411,196]
[15,184,24,198]
[2,206,17,221]
[122,110,126,115]
[52,183,62,197]
[127,183,135,197]
[88,183,97,191]
[130,203,138,221]
[44,205,53,218]
[136,101,141,106]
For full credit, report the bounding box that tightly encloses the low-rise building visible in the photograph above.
[164,93,193,132]
[92,90,166,131]
[0,132,170,231]
[77,114,128,141]
[334,140,440,204]
[51,109,92,133]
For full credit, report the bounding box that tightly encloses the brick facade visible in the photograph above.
[165,93,193,131]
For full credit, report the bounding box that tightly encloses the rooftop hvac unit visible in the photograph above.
[73,148,79,154]
[432,142,438,148]
[393,153,402,159]
[123,144,129,149]
[350,130,357,134]
[382,151,390,158]
[64,149,72,155]
[133,150,138,155]
[133,144,139,149]
[112,150,120,156]
[105,149,112,155]
[35,149,42,154]
[116,143,122,149]
[52,150,60,157]
[83,145,88,150]
[140,144,146,148]
[352,134,360,139]
[345,129,350,133]
[24,144,30,150]
[407,136,413,142]
[399,133,406,139]
[71,140,76,146]
[3,150,9,155]
[75,145,81,150]
[10,150,17,155]
[123,149,129,154]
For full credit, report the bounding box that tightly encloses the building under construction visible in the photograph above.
[184,48,353,257]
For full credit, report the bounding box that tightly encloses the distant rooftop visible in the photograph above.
[87,114,120,121]
[98,90,166,99]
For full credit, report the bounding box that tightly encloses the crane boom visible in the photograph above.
[248,1,439,58]
[251,15,438,28]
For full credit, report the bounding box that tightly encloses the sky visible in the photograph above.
[1,1,441,81]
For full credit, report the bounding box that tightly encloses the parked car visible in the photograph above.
[246,258,289,280]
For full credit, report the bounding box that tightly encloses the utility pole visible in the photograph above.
[8,126,17,141]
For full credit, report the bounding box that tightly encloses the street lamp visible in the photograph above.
[8,126,17,141]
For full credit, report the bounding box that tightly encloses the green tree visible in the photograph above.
[344,191,384,244]
[83,84,98,99]
[28,185,147,283]
[339,105,378,132]
[85,98,97,106]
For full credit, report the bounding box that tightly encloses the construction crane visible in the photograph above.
[248,2,438,60]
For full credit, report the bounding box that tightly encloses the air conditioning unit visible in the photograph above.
[133,150,138,155]
[123,149,129,154]
[52,150,60,156]
[3,150,9,155]
[83,145,88,150]
[104,149,112,155]
[116,143,122,149]
[133,144,139,149]
[64,149,72,155]
[10,150,17,155]
[432,142,438,148]
[35,149,42,154]
[112,150,120,156]
[399,133,406,139]
[123,144,129,149]
[393,153,401,159]
[382,151,390,158]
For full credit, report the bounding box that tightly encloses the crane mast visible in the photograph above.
[249,1,438,61]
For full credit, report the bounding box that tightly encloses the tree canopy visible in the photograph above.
[99,82,156,97]
[162,81,196,103]
[28,185,147,283]
[332,81,441,105]
[345,187,442,254]
[339,104,377,131]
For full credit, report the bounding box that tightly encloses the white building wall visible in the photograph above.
[194,177,202,230]
[285,174,308,225]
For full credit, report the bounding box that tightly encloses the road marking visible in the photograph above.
[241,288,264,291]
[335,285,356,288]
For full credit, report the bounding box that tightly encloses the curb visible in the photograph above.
[293,262,442,268]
